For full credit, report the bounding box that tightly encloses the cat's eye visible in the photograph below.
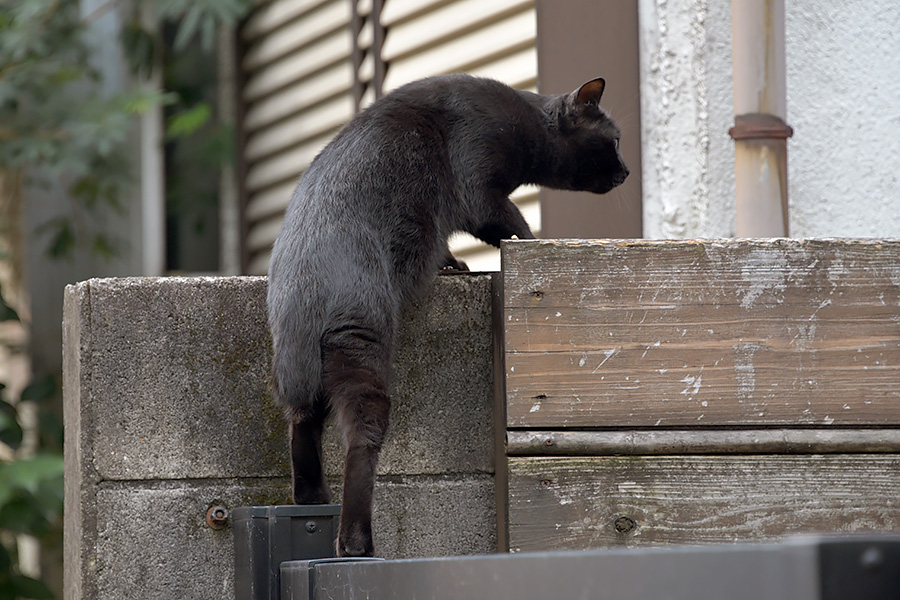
[614,138,620,151]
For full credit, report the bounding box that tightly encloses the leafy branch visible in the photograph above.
[0,282,63,600]
[0,1,251,597]
[0,0,250,259]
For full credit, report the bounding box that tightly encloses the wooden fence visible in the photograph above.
[498,239,900,552]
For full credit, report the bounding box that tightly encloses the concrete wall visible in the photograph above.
[63,275,497,600]
[639,1,900,239]
[785,4,900,237]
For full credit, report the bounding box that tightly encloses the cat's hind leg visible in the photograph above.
[321,339,391,557]
[289,398,332,504]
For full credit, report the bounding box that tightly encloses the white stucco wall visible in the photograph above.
[639,1,900,239]
[786,4,900,237]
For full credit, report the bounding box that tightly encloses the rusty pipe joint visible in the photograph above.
[730,113,793,237]
[729,113,793,141]
[731,0,791,238]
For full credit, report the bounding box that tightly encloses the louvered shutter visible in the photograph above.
[239,0,538,274]
[240,0,355,274]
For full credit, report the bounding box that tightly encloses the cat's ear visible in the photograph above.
[575,78,606,106]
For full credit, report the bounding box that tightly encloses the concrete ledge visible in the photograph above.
[64,275,496,600]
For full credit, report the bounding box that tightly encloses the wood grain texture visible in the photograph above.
[507,455,900,552]
[506,429,900,455]
[502,239,900,427]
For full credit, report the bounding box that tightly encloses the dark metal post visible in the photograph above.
[233,505,341,600]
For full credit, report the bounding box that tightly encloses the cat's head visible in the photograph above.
[550,78,630,194]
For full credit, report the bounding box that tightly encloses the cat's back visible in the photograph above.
[287,76,474,202]
[312,73,531,170]
[283,75,521,224]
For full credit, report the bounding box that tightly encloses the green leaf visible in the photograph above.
[0,454,65,496]
[0,291,19,322]
[0,394,22,450]
[19,376,55,404]
[172,5,203,52]
[0,397,19,418]
[0,407,23,451]
[123,90,178,116]
[119,20,158,78]
[37,412,64,454]
[33,475,64,518]
[8,573,54,600]
[166,103,212,138]
[0,543,11,572]
[90,234,118,260]
[0,495,49,536]
[36,218,75,260]
[0,484,12,510]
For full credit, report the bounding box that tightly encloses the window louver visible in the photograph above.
[240,0,538,274]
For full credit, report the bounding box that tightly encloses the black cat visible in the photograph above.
[267,74,628,556]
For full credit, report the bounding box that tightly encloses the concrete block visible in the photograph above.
[64,274,497,600]
[93,480,287,600]
[69,276,284,481]
[371,475,497,558]
[66,275,493,481]
[88,475,493,599]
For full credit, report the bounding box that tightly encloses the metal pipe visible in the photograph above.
[730,0,793,237]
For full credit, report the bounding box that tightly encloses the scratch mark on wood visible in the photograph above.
[591,348,618,374]
[680,369,703,399]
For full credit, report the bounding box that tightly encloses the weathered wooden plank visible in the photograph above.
[502,239,900,427]
[507,455,900,552]
[506,429,900,455]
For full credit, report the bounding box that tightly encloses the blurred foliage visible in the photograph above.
[0,1,251,596]
[0,0,249,259]
[0,284,63,600]
[161,18,233,257]
[0,294,17,324]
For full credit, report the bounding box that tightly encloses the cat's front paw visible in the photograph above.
[439,256,470,274]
